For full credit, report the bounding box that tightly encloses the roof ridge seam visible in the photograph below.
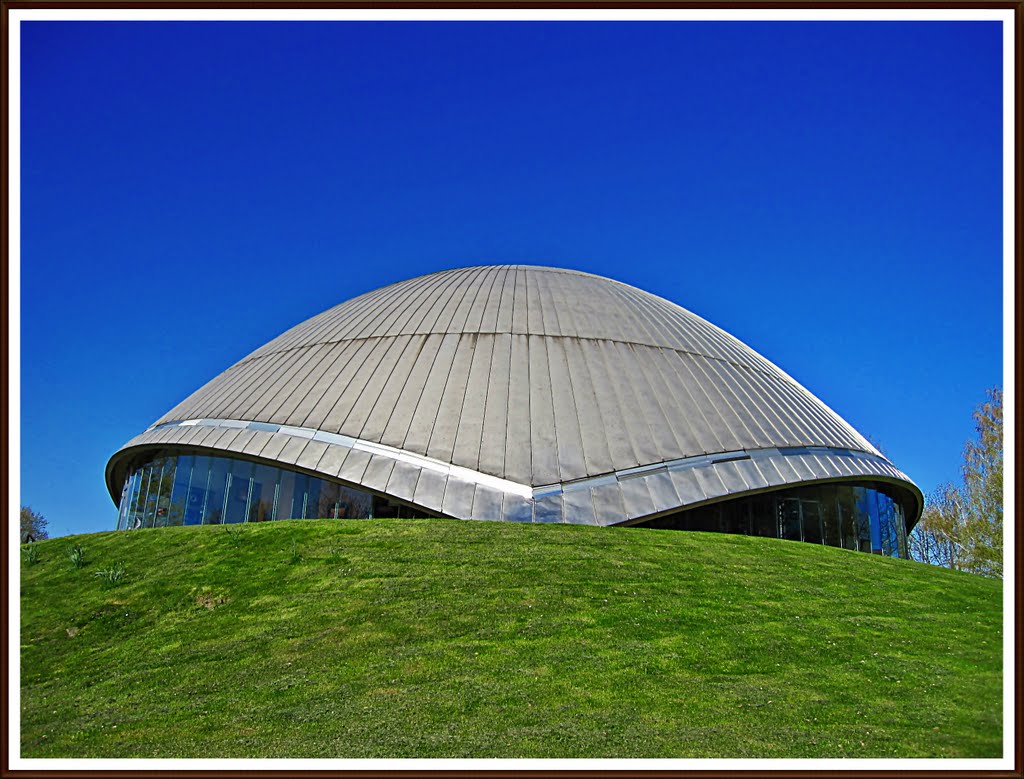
[225,332,801,391]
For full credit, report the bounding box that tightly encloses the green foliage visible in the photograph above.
[222,525,246,546]
[67,544,87,570]
[20,520,1001,758]
[22,544,41,566]
[287,539,301,565]
[92,561,126,586]
[20,506,49,543]
[910,388,1003,578]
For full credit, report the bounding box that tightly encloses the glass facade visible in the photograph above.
[636,481,910,558]
[116,451,909,560]
[115,450,429,530]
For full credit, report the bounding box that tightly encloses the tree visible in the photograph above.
[20,506,49,543]
[909,388,1003,578]
[961,387,1003,577]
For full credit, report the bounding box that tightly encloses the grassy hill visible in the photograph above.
[20,519,1001,758]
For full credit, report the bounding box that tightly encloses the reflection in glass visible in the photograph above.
[117,452,908,559]
[638,481,913,559]
[779,498,801,541]
[819,487,835,548]
[168,455,193,527]
[277,470,297,520]
[249,464,279,522]
[204,458,229,524]
[224,460,253,524]
[802,498,823,545]
[117,449,424,530]
[185,456,210,526]
[293,474,310,519]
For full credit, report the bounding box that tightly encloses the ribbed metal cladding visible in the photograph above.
[107,265,922,525]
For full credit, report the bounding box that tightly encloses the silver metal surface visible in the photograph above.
[107,265,923,527]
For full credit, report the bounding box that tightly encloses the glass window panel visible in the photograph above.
[888,500,900,557]
[867,488,883,554]
[373,495,400,519]
[143,459,165,529]
[337,485,372,519]
[203,457,229,525]
[318,479,340,518]
[224,460,254,524]
[131,468,146,529]
[894,500,908,559]
[876,492,892,557]
[131,465,148,529]
[820,485,841,548]
[751,494,775,537]
[155,458,176,528]
[249,464,279,522]
[277,470,297,520]
[123,470,141,530]
[185,456,211,526]
[802,499,823,544]
[721,500,743,535]
[118,471,133,531]
[134,463,155,529]
[779,498,801,541]
[306,477,323,519]
[837,489,858,551]
[853,487,873,553]
[167,455,193,527]
[292,473,310,519]
[116,477,130,531]
[887,495,901,558]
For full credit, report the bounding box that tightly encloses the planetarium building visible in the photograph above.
[107,265,921,558]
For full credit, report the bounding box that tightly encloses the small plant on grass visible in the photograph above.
[67,544,86,570]
[93,561,126,586]
[22,544,41,566]
[224,525,245,546]
[288,540,301,565]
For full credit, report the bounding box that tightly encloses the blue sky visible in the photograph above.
[18,20,1004,537]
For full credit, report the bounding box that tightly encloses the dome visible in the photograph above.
[107,266,921,550]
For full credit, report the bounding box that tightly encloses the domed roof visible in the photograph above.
[107,265,921,525]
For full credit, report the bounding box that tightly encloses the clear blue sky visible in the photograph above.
[18,20,1004,538]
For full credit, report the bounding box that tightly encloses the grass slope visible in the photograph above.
[20,519,1001,758]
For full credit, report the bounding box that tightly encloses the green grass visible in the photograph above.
[20,519,1001,758]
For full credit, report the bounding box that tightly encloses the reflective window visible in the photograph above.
[834,489,852,551]
[153,457,175,528]
[224,460,253,524]
[779,498,801,541]
[306,477,322,519]
[821,488,840,548]
[121,470,142,530]
[751,494,775,537]
[130,465,149,530]
[204,458,229,525]
[168,455,193,527]
[185,456,211,526]
[636,481,913,559]
[118,450,387,531]
[249,464,279,522]
[339,485,373,519]
[117,452,911,560]
[802,498,823,545]
[277,470,298,520]
[318,480,340,519]
[293,473,310,519]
